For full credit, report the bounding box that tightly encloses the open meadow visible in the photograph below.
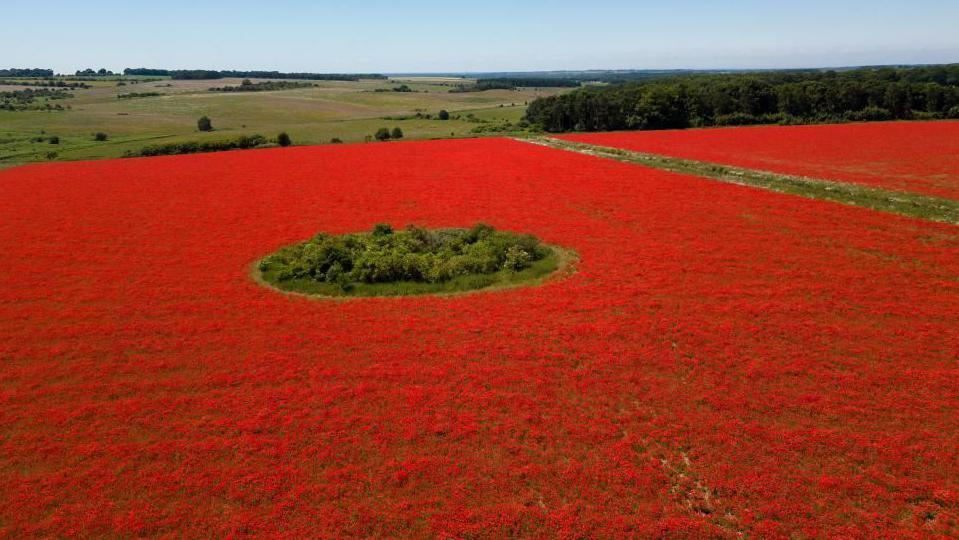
[1,133,957,537]
[0,76,564,167]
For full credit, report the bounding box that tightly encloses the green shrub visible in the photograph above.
[374,127,391,141]
[391,127,404,139]
[48,136,59,144]
[330,138,343,144]
[845,107,893,122]
[503,245,533,271]
[197,116,213,132]
[372,223,394,237]
[438,109,450,120]
[277,132,292,147]
[259,223,555,291]
[94,132,108,141]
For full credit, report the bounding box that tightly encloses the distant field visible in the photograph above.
[0,76,567,167]
[558,121,959,200]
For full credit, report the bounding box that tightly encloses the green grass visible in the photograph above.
[529,137,959,225]
[0,76,568,168]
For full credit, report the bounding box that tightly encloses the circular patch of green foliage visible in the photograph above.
[257,224,563,297]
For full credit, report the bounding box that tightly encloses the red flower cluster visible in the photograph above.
[1,137,957,537]
[560,121,959,199]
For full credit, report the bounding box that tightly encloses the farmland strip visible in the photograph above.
[522,136,959,225]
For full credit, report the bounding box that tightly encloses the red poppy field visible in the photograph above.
[1,137,958,537]
[559,121,959,200]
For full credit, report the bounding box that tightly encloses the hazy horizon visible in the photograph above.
[4,0,959,74]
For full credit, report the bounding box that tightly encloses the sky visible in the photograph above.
[4,0,959,74]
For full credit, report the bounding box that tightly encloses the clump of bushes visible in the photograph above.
[259,223,552,288]
[844,107,893,122]
[197,116,213,132]
[127,134,267,157]
[117,92,160,99]
[374,127,405,141]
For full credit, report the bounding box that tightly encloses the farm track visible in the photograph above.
[522,137,959,225]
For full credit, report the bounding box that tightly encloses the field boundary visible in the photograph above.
[519,136,959,225]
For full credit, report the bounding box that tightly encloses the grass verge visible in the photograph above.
[524,137,959,225]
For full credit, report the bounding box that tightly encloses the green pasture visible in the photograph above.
[0,76,567,167]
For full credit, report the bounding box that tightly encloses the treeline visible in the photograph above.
[0,68,55,78]
[375,84,415,93]
[123,68,172,76]
[452,78,581,93]
[3,80,89,89]
[525,65,959,132]
[76,68,116,77]
[208,80,316,92]
[117,92,161,99]
[123,68,385,81]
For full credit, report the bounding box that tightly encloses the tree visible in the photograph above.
[374,127,392,141]
[197,116,213,132]
[438,109,450,120]
[391,127,404,139]
[277,132,292,147]
[94,132,108,142]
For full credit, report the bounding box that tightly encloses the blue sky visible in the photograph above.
[5,0,959,73]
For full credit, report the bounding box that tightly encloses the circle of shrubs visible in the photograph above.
[259,223,552,293]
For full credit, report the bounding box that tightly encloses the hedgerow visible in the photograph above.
[127,134,268,157]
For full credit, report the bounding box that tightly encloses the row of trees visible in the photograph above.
[525,65,959,132]
[130,135,269,157]
[117,92,161,99]
[451,78,581,93]
[0,80,89,89]
[0,68,54,77]
[75,68,116,77]
[207,80,316,92]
